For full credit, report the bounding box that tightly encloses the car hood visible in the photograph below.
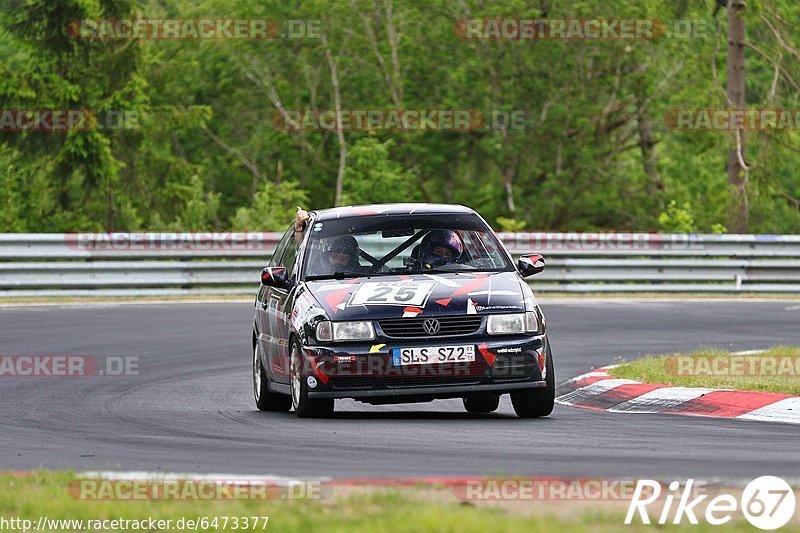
[303,271,535,321]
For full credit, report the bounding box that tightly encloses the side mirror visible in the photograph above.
[261,266,289,287]
[517,254,545,278]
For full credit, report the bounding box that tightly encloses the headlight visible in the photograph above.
[315,321,333,342]
[487,312,543,335]
[332,321,375,341]
[487,314,525,335]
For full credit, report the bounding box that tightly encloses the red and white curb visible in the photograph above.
[556,366,800,425]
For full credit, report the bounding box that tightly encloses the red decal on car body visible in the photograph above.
[452,275,489,296]
[323,279,359,314]
[478,342,496,366]
[306,352,329,384]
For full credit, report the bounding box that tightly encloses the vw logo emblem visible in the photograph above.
[423,318,441,335]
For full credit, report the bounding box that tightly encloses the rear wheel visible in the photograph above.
[511,343,555,418]
[290,340,334,418]
[253,342,291,412]
[462,394,500,414]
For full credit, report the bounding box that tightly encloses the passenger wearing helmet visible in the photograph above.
[419,230,464,268]
[318,235,363,274]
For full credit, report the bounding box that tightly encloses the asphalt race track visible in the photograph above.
[1,300,799,480]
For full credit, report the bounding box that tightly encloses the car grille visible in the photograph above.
[385,376,482,388]
[330,377,375,390]
[378,316,483,338]
[329,359,488,390]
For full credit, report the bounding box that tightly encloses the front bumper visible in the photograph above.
[308,380,546,400]
[301,334,548,402]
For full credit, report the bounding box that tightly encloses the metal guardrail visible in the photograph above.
[1,232,800,296]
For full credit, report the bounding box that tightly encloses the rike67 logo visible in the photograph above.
[626,477,796,530]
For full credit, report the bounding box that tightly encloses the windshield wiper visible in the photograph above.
[420,266,507,274]
[419,267,466,274]
[305,271,365,281]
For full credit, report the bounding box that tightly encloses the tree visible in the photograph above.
[727,0,749,232]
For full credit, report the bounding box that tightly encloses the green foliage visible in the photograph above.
[230,179,309,231]
[658,201,696,233]
[341,138,419,206]
[496,217,527,232]
[168,174,221,231]
[2,0,800,233]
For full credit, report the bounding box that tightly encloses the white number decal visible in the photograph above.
[349,281,435,307]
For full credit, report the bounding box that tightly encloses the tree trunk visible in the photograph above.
[322,35,346,207]
[637,114,664,201]
[727,0,748,233]
[107,182,115,231]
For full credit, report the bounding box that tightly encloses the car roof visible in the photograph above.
[311,203,477,221]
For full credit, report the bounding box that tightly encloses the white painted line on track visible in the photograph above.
[610,387,719,413]
[737,397,800,425]
[556,379,638,406]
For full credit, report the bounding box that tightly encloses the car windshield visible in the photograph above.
[303,213,513,280]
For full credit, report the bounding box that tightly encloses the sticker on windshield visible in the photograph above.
[348,281,435,307]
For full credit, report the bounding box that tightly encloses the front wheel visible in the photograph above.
[510,343,555,418]
[290,341,334,418]
[253,342,291,412]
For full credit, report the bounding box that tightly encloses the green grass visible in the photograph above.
[0,472,788,532]
[610,346,800,395]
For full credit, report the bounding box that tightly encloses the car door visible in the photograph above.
[268,228,301,382]
[257,225,293,378]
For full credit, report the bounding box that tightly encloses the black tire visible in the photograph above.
[253,341,291,412]
[511,343,555,418]
[290,340,334,418]
[462,394,500,414]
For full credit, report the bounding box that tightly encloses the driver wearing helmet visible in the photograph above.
[318,235,363,274]
[419,230,464,268]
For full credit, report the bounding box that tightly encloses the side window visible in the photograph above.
[281,234,299,280]
[270,225,294,267]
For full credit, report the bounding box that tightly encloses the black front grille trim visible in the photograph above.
[379,316,483,338]
[330,377,375,390]
[385,376,482,388]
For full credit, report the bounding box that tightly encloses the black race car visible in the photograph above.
[252,203,553,418]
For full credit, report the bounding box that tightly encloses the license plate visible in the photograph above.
[392,345,476,366]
